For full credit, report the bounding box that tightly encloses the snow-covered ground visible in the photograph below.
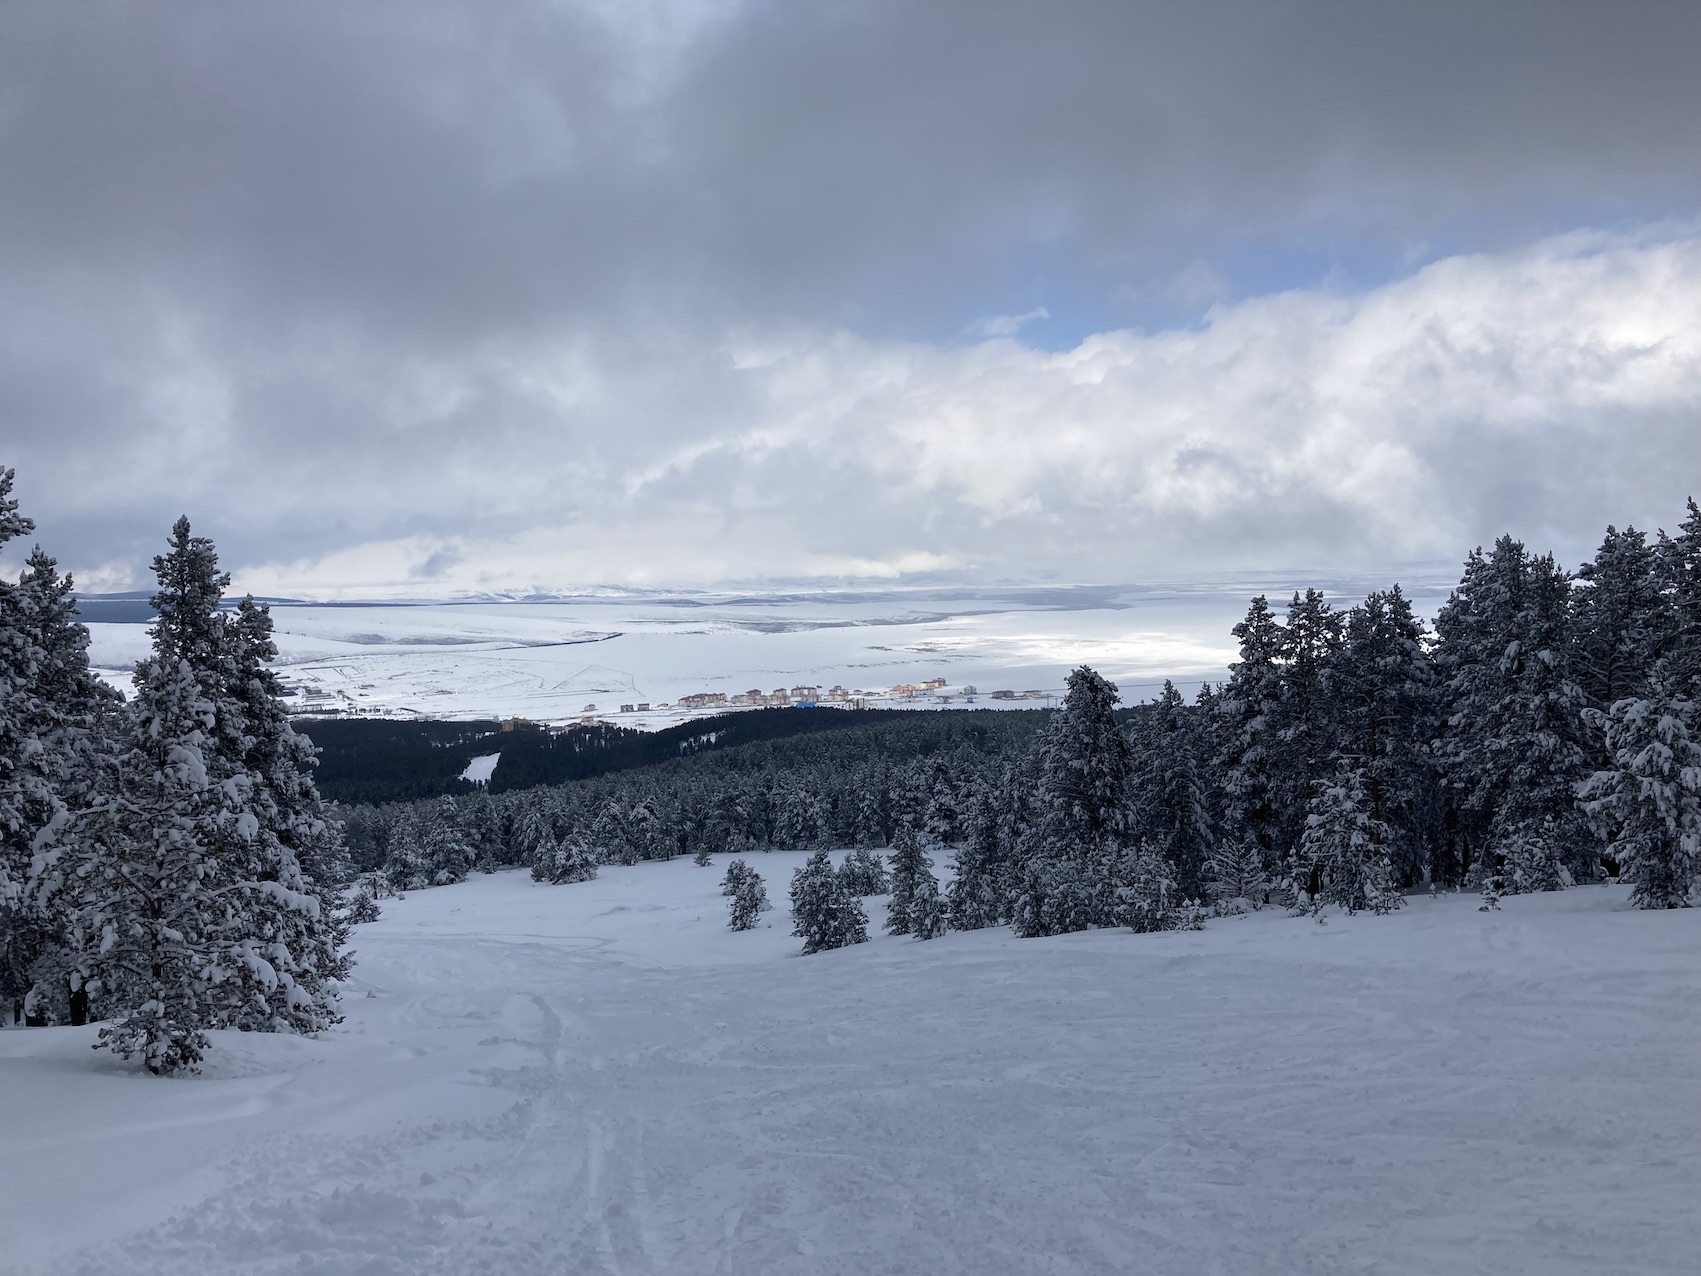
[82,579,1458,725]
[4,858,1695,1275]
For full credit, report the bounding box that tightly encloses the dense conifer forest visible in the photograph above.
[307,705,929,803]
[3,458,1699,1074]
[339,496,1701,941]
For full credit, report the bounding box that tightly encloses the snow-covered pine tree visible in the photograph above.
[383,797,473,891]
[1290,765,1399,915]
[721,857,753,896]
[513,802,556,867]
[532,829,598,884]
[1271,589,1345,856]
[51,518,351,1068]
[220,596,350,1029]
[0,477,50,1023]
[382,806,429,892]
[623,797,656,864]
[70,653,228,1072]
[886,759,933,836]
[692,844,713,867]
[456,789,506,871]
[1328,587,1439,889]
[344,880,382,925]
[920,770,963,849]
[728,863,768,930]
[1204,838,1268,912]
[1434,536,1595,893]
[591,798,632,865]
[1112,842,1195,932]
[1012,666,1132,936]
[1656,499,1701,697]
[1580,679,1701,908]
[1,509,119,1024]
[775,782,826,849]
[991,759,1033,911]
[852,780,889,848]
[1215,596,1287,881]
[1573,526,1670,730]
[908,865,947,940]
[837,846,890,896]
[789,848,869,954]
[525,823,561,881]
[884,822,930,936]
[1128,680,1213,904]
[945,778,1005,930]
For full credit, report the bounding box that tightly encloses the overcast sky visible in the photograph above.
[2,0,1699,598]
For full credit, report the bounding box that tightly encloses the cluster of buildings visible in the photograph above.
[595,679,1054,721]
[284,673,1055,728]
[684,685,860,710]
[604,680,978,718]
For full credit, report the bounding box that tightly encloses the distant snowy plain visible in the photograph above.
[3,854,1695,1275]
[82,579,1457,724]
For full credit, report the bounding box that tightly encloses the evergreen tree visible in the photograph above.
[1112,843,1194,932]
[836,846,890,897]
[728,863,768,930]
[455,789,506,871]
[1011,846,1107,938]
[721,857,753,897]
[776,782,827,848]
[1435,536,1595,893]
[908,866,947,940]
[532,829,598,884]
[2,522,117,1024]
[1656,499,1701,697]
[391,795,474,889]
[1291,765,1400,915]
[344,881,382,925]
[1271,589,1345,856]
[885,823,929,936]
[382,806,428,891]
[1573,526,1669,724]
[1329,587,1439,888]
[692,843,713,867]
[591,798,631,865]
[1581,680,1701,908]
[1204,838,1268,911]
[1012,666,1131,936]
[55,519,347,1069]
[789,848,868,954]
[1129,681,1213,903]
[852,781,890,848]
[221,596,352,1025]
[920,773,963,849]
[512,803,556,866]
[72,656,228,1071]
[1216,596,1286,878]
[946,778,1005,930]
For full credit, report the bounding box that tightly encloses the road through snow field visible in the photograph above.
[2,857,1697,1275]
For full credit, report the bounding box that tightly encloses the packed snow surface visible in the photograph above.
[3,858,1696,1275]
[459,752,501,785]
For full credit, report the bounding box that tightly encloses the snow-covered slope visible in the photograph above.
[3,858,1696,1275]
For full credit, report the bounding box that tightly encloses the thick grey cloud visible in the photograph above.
[1,1,1698,589]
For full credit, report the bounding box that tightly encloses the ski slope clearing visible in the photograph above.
[2,859,1696,1275]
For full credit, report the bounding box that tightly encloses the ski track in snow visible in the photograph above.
[2,859,1697,1275]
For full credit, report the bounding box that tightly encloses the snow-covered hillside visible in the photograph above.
[3,857,1696,1275]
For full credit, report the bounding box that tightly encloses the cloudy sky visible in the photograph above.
[2,0,1699,598]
